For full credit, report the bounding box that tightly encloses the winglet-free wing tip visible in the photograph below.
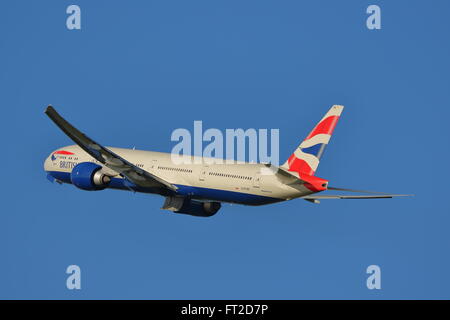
[45,105,54,114]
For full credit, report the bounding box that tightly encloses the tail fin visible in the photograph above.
[282,105,344,176]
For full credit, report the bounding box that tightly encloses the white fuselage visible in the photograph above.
[44,145,314,205]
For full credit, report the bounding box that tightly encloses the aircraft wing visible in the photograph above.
[45,105,177,193]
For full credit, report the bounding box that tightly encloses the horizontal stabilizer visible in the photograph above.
[303,194,412,200]
[302,193,413,203]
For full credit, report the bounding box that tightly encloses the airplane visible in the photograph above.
[44,105,411,217]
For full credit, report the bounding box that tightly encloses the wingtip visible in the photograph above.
[45,105,54,114]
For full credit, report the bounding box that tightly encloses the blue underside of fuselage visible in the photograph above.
[46,171,283,206]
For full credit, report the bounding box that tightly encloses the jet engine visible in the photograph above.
[162,196,221,217]
[70,162,111,191]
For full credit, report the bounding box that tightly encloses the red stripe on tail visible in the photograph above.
[287,154,315,176]
[305,115,340,140]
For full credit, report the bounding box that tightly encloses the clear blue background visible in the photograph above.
[1,0,449,299]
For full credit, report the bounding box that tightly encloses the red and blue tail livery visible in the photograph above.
[282,105,343,177]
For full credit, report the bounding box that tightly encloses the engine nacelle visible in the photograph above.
[162,197,221,217]
[70,162,111,191]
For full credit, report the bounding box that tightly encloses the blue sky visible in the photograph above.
[1,0,449,299]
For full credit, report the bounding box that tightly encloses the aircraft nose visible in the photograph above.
[44,154,53,171]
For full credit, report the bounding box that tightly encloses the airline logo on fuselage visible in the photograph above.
[53,150,74,155]
[60,161,78,169]
[51,150,75,163]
